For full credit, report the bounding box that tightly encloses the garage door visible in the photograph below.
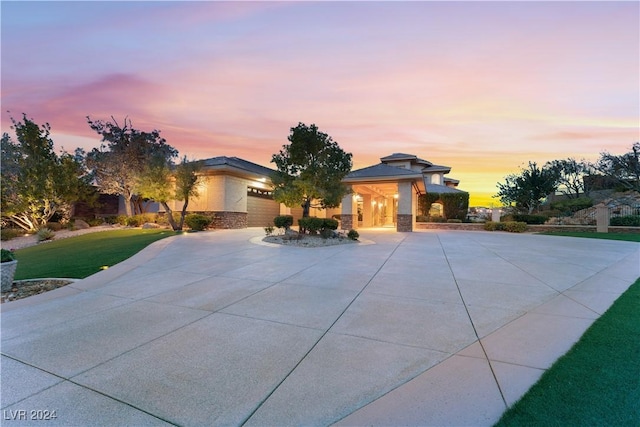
[247,194,280,227]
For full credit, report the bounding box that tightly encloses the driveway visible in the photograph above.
[1,229,638,426]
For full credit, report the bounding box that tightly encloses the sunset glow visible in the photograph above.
[2,1,638,206]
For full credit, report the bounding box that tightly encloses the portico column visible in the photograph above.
[397,181,413,232]
[384,197,394,226]
[340,186,357,230]
[362,194,372,227]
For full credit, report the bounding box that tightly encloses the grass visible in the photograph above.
[538,231,640,242]
[495,278,640,426]
[13,229,176,280]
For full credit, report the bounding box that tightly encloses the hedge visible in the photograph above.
[610,215,640,227]
[274,215,294,229]
[484,221,527,233]
[298,217,338,235]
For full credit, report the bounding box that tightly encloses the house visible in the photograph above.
[340,153,466,231]
[163,153,465,232]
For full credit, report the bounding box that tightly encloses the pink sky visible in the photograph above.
[2,1,638,206]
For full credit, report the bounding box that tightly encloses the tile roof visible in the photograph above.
[201,156,275,176]
[346,163,421,179]
[425,184,467,194]
[380,153,433,166]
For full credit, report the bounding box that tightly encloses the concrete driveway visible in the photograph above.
[1,229,638,426]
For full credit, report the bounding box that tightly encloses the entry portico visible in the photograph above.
[340,153,462,232]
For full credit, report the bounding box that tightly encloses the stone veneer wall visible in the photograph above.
[209,211,248,229]
[396,214,413,232]
[340,214,357,230]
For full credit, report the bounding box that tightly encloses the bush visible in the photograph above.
[86,217,105,227]
[46,222,64,231]
[126,216,142,227]
[298,217,324,234]
[347,229,359,240]
[274,215,294,230]
[1,248,16,262]
[298,217,339,235]
[103,216,119,225]
[184,214,211,231]
[416,215,429,222]
[36,227,55,241]
[550,197,593,214]
[447,219,462,223]
[610,215,640,227]
[484,221,503,231]
[1,229,23,241]
[264,226,275,236]
[511,214,547,225]
[503,221,528,232]
[110,215,128,225]
[484,221,527,232]
[429,216,447,223]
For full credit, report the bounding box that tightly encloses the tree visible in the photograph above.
[85,116,178,216]
[495,162,557,213]
[1,114,92,231]
[137,156,202,231]
[593,142,640,192]
[545,158,592,199]
[271,123,352,218]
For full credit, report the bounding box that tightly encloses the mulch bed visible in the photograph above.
[1,279,74,304]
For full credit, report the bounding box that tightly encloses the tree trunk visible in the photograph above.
[302,198,311,218]
[123,192,134,217]
[178,198,189,230]
[160,202,179,231]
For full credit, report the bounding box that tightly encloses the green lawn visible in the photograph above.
[538,231,640,242]
[13,229,177,280]
[495,278,640,426]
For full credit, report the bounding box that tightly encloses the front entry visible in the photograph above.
[341,181,417,232]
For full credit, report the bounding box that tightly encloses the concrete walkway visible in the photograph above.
[1,229,638,426]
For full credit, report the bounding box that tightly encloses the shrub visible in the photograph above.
[347,229,359,241]
[274,215,294,230]
[503,221,528,233]
[184,214,211,231]
[114,215,129,226]
[430,216,447,223]
[1,248,16,262]
[484,221,503,231]
[46,222,64,231]
[550,197,593,214]
[86,217,105,227]
[511,214,546,225]
[126,216,142,227]
[264,226,274,236]
[1,229,23,241]
[299,217,324,234]
[610,215,640,227]
[447,219,462,223]
[103,216,119,224]
[323,218,339,230]
[416,215,429,222]
[36,227,55,241]
[298,217,339,235]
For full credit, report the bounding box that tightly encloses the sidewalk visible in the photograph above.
[1,229,638,426]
